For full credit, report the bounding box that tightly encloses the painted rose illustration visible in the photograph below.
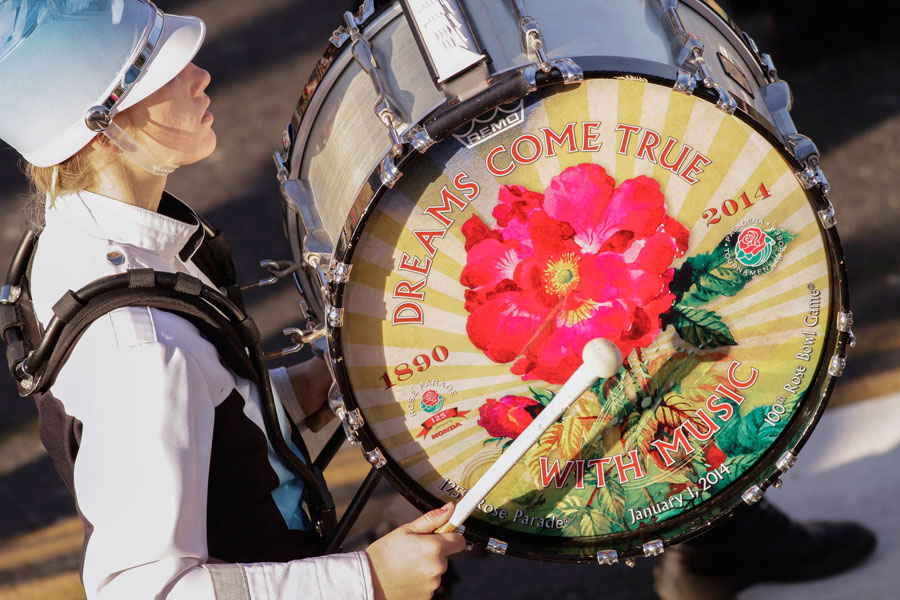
[478,395,542,439]
[735,226,774,267]
[461,163,690,384]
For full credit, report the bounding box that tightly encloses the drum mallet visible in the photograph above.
[435,338,623,534]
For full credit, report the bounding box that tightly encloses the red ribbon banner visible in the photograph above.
[415,408,470,438]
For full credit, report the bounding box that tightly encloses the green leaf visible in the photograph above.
[716,405,780,456]
[671,228,797,307]
[671,305,737,349]
[529,386,555,407]
[482,437,505,447]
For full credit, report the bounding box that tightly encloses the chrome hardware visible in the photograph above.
[658,0,735,113]
[241,260,286,291]
[848,331,857,348]
[742,485,764,505]
[106,251,125,266]
[403,0,485,83]
[776,451,797,473]
[405,125,435,154]
[341,407,364,433]
[837,311,854,333]
[278,175,335,262]
[817,203,837,229]
[327,306,344,328]
[85,105,113,133]
[642,540,664,557]
[596,550,619,566]
[14,354,36,396]
[0,284,21,305]
[624,558,636,568]
[264,326,326,361]
[282,126,292,153]
[365,448,387,468]
[344,9,407,188]
[512,1,584,83]
[328,387,364,447]
[519,16,551,73]
[829,355,847,377]
[741,31,779,83]
[273,151,289,184]
[760,76,833,203]
[330,0,375,47]
[773,477,783,489]
[486,538,508,555]
[456,525,466,535]
[330,261,353,285]
[673,68,696,95]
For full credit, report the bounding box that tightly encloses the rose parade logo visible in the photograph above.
[734,226,774,267]
[724,222,790,276]
[420,388,444,414]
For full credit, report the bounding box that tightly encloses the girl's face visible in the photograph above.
[117,62,217,166]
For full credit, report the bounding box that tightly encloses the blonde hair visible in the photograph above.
[22,144,101,228]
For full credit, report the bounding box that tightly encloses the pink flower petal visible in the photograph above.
[543,164,616,253]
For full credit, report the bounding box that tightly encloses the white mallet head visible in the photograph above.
[581,338,624,380]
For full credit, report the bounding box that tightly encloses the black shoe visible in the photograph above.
[653,500,877,600]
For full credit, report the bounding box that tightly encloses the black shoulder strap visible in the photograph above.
[1,228,336,538]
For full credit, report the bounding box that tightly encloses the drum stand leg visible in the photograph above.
[324,466,384,554]
[313,423,348,471]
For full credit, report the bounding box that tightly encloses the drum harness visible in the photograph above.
[0,217,339,543]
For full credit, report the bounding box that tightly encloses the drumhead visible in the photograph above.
[330,77,846,560]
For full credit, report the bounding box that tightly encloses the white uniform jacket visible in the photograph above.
[29,190,374,599]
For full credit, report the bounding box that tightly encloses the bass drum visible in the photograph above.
[280,0,851,562]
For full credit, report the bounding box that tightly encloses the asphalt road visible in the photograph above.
[1,1,898,598]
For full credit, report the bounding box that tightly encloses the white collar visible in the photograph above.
[45,190,203,261]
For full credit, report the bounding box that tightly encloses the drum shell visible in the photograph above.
[287,0,776,254]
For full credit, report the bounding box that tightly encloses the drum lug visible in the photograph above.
[365,448,387,468]
[837,311,853,333]
[329,0,375,48]
[776,451,797,473]
[658,0,735,114]
[344,8,408,189]
[828,354,847,377]
[379,153,402,188]
[596,550,619,566]
[404,125,434,154]
[512,2,584,85]
[741,484,765,505]
[642,540,665,557]
[327,306,344,328]
[486,538,508,555]
[330,261,353,285]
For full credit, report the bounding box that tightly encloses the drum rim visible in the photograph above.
[323,62,849,561]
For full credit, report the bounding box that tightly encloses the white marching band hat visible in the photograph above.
[0,0,205,167]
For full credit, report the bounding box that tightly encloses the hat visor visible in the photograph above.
[117,12,206,112]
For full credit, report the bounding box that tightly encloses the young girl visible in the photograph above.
[0,1,464,598]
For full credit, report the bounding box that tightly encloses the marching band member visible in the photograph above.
[0,1,464,598]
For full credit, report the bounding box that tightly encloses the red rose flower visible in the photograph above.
[737,227,766,255]
[478,395,542,439]
[461,164,690,383]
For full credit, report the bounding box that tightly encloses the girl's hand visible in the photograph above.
[365,503,467,600]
